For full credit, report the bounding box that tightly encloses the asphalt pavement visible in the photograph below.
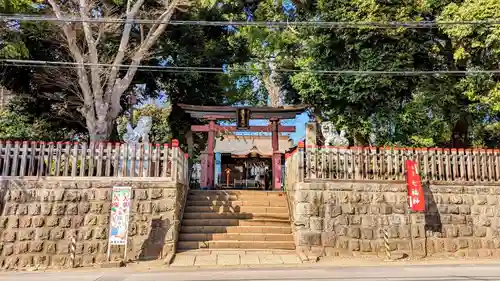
[1,263,500,281]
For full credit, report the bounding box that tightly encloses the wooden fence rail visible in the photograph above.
[0,140,189,182]
[286,144,500,183]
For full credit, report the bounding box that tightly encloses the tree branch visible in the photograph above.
[79,0,103,104]
[47,0,94,118]
[108,0,185,117]
[105,0,145,103]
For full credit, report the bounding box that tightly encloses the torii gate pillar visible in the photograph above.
[271,119,282,190]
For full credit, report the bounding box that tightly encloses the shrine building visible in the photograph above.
[213,134,294,189]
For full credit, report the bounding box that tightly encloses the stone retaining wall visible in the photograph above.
[289,181,500,258]
[0,178,187,270]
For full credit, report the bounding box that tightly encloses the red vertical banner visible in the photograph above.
[405,160,426,212]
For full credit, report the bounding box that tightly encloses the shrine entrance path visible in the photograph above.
[170,249,303,267]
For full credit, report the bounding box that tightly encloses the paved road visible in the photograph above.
[1,263,500,281]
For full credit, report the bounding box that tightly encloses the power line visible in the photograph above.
[2,14,500,28]
[2,59,500,76]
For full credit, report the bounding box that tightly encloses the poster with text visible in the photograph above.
[109,186,132,245]
[405,160,426,212]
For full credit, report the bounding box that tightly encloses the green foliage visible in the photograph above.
[0,108,72,141]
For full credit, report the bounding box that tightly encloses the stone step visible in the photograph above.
[180,225,292,234]
[188,190,285,196]
[183,212,289,220]
[187,195,287,202]
[184,206,289,214]
[179,233,294,242]
[177,241,296,250]
[181,218,290,227]
[186,200,287,207]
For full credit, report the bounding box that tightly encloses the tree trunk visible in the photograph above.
[87,116,114,141]
[451,114,470,148]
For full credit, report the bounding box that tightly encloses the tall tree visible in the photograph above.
[36,0,217,140]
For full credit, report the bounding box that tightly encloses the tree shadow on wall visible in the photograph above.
[138,218,170,261]
[423,181,442,233]
[0,181,7,216]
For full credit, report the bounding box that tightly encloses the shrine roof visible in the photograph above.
[215,135,293,156]
[178,104,308,120]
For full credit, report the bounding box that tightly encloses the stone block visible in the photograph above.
[348,227,361,239]
[139,202,152,213]
[151,189,163,199]
[59,217,71,228]
[295,203,318,216]
[78,202,91,215]
[310,217,323,232]
[16,204,29,215]
[50,228,65,240]
[94,227,108,239]
[459,205,471,215]
[333,215,349,225]
[32,216,45,227]
[475,195,487,205]
[19,256,33,268]
[29,241,44,253]
[459,225,473,237]
[457,239,468,249]
[2,231,16,242]
[341,204,354,214]
[33,255,50,268]
[321,232,336,246]
[392,204,405,214]
[349,240,360,251]
[29,203,41,215]
[53,204,67,215]
[350,215,362,225]
[41,204,53,216]
[66,204,79,215]
[334,225,347,236]
[470,239,482,249]
[361,216,375,227]
[356,205,368,214]
[134,189,148,200]
[4,203,18,215]
[474,227,487,237]
[90,203,105,214]
[51,255,67,267]
[19,230,35,241]
[399,225,410,238]
[97,215,109,226]
[3,244,13,256]
[82,255,95,266]
[483,239,495,249]
[360,240,372,252]
[36,229,50,240]
[335,237,349,249]
[361,228,373,239]
[17,242,29,254]
[294,215,310,230]
[296,231,321,246]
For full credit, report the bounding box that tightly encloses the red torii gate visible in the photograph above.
[179,104,307,189]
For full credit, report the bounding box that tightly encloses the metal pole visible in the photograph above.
[408,208,415,257]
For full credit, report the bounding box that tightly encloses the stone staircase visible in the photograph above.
[177,190,295,250]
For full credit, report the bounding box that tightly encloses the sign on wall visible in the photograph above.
[107,186,132,261]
